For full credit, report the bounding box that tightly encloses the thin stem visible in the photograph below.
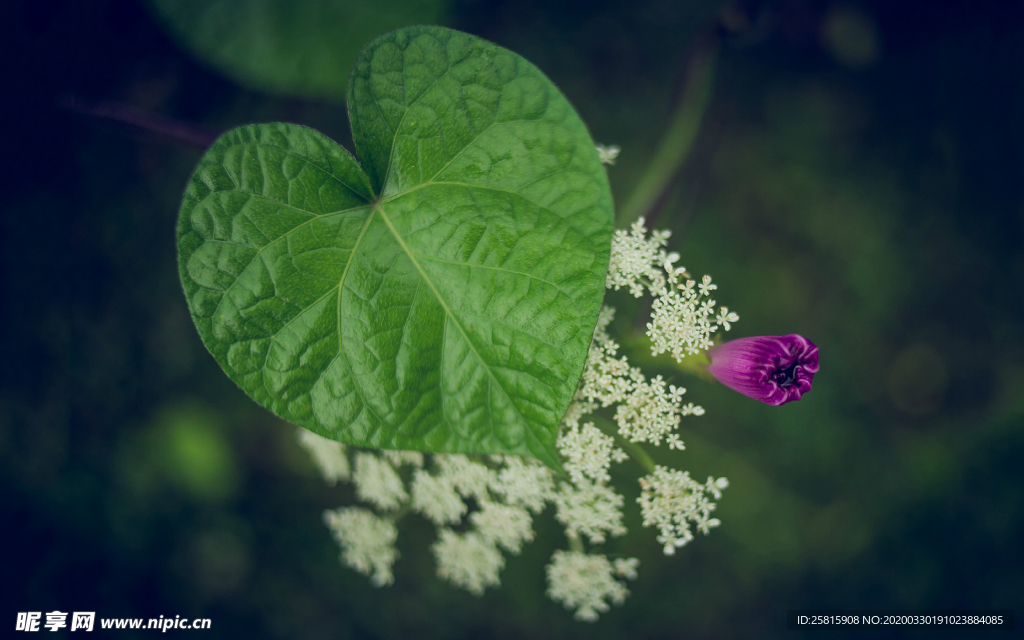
[593,416,656,474]
[389,502,412,524]
[617,436,657,475]
[620,331,715,382]
[618,32,720,226]
[568,533,585,553]
[63,97,219,149]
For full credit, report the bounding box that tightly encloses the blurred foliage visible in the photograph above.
[147,0,451,102]
[3,0,1023,638]
[117,402,241,503]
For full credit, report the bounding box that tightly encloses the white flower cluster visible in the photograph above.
[323,507,398,587]
[297,429,349,484]
[576,308,697,450]
[638,466,729,555]
[299,433,557,599]
[299,424,640,619]
[296,218,734,622]
[557,421,627,485]
[433,530,504,596]
[606,219,674,297]
[546,550,638,621]
[649,273,738,359]
[607,217,739,358]
[353,451,408,510]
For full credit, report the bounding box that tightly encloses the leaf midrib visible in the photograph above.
[373,39,533,198]
[374,201,552,460]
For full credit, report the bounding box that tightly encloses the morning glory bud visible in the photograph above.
[706,335,819,406]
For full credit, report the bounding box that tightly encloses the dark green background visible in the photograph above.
[2,0,1022,637]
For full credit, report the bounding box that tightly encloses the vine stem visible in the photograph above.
[63,97,219,149]
[618,32,720,226]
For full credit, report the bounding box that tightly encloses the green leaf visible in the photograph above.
[177,27,613,466]
[148,0,450,102]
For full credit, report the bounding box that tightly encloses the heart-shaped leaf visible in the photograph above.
[148,0,450,102]
[177,26,613,466]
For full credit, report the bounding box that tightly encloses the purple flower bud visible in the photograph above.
[706,335,819,406]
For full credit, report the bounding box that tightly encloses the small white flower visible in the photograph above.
[410,468,466,526]
[612,557,640,580]
[698,275,717,297]
[680,402,705,417]
[546,550,635,622]
[433,529,504,596]
[595,143,621,165]
[471,501,534,554]
[352,453,408,511]
[323,507,398,587]
[296,428,350,484]
[715,306,739,331]
[666,433,686,451]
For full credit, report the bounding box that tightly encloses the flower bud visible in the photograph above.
[706,335,818,406]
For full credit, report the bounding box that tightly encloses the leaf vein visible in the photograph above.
[237,140,371,201]
[376,203,545,452]
[412,254,576,301]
